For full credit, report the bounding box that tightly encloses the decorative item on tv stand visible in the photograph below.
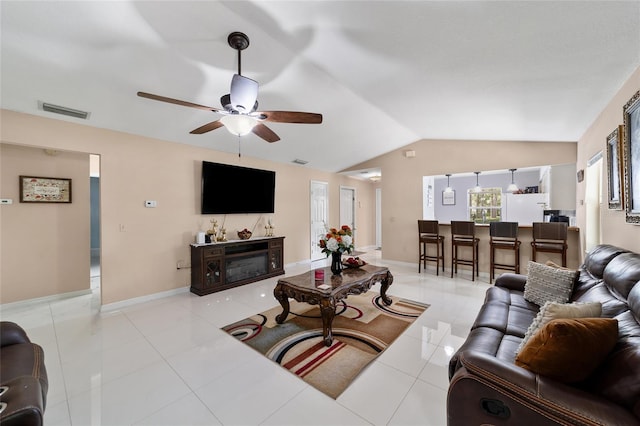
[206,219,219,243]
[265,218,275,237]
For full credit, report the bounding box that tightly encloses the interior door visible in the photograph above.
[340,186,356,243]
[376,188,382,249]
[310,181,329,260]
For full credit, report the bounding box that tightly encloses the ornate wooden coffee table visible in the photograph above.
[273,264,394,346]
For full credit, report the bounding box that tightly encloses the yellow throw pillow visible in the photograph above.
[515,318,618,383]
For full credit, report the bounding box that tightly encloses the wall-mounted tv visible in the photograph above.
[201,161,275,214]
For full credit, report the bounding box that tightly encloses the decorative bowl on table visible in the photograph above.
[237,229,252,240]
[342,257,366,268]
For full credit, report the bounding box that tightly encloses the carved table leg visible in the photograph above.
[319,297,336,346]
[379,271,394,306]
[274,284,290,324]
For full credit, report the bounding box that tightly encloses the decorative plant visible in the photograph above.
[319,225,354,256]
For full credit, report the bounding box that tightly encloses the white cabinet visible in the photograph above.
[502,193,549,225]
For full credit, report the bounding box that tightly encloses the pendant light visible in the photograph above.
[473,171,482,192]
[507,168,519,192]
[444,174,453,193]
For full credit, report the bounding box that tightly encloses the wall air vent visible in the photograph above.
[40,102,90,120]
[292,159,308,165]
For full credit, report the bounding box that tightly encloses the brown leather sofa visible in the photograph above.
[0,321,48,426]
[448,244,640,425]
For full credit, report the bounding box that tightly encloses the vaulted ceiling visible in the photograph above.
[2,1,639,173]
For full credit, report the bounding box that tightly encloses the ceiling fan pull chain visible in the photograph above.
[238,135,241,158]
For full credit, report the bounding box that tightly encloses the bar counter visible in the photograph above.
[432,223,580,279]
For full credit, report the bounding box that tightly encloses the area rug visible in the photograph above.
[222,291,429,398]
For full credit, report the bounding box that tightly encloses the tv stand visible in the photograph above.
[190,236,284,296]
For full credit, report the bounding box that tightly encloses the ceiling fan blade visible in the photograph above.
[257,111,323,124]
[252,123,280,143]
[190,120,225,134]
[137,91,220,112]
[230,74,258,113]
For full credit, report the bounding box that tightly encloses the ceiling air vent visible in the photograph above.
[40,102,90,120]
[292,159,308,165]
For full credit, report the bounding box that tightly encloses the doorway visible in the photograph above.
[585,152,603,253]
[340,186,356,242]
[375,188,382,249]
[310,180,329,261]
[90,154,101,290]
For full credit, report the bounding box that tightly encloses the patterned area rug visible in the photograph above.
[222,292,429,398]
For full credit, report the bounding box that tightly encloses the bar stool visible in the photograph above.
[451,221,479,281]
[531,222,568,267]
[489,222,520,283]
[418,220,445,275]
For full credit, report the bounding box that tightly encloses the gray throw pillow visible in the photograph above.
[516,300,602,354]
[523,261,577,306]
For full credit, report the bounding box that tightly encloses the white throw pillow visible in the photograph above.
[516,300,602,354]
[523,261,577,306]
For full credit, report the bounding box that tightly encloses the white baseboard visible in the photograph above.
[0,289,93,311]
[100,286,190,312]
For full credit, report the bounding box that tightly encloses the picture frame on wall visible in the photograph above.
[606,125,624,210]
[442,190,456,205]
[19,176,72,203]
[623,90,640,224]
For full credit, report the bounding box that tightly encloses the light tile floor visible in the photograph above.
[0,250,490,426]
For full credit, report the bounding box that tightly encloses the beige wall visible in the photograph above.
[576,66,640,253]
[1,110,375,304]
[2,66,638,304]
[0,145,91,303]
[345,139,577,264]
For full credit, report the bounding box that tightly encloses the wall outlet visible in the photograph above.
[144,200,157,208]
[0,199,13,205]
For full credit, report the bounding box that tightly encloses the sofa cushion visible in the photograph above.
[524,261,577,306]
[516,301,602,354]
[583,244,629,279]
[572,282,630,317]
[515,317,618,383]
[583,284,640,416]
[603,252,640,300]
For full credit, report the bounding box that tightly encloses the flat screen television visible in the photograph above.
[201,161,276,214]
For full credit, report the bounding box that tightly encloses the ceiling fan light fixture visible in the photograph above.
[220,114,257,136]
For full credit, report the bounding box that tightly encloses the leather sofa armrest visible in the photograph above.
[449,351,640,426]
[0,376,44,426]
[0,322,31,347]
[494,273,527,292]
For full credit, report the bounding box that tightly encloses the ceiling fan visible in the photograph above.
[137,32,323,143]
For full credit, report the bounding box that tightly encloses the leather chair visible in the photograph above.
[0,322,48,426]
[418,220,445,275]
[451,221,479,281]
[489,222,520,283]
[531,222,568,267]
